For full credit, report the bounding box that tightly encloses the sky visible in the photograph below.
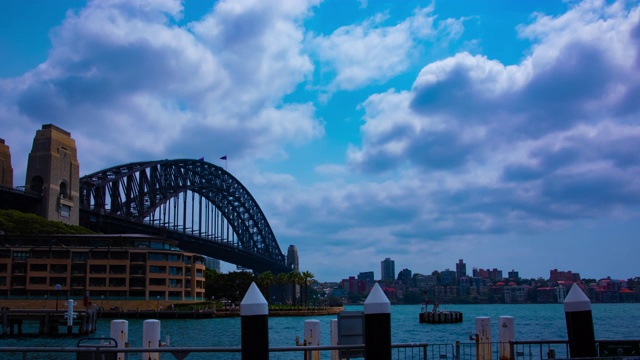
[1,0,639,282]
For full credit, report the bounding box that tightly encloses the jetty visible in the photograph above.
[0,308,98,336]
[419,301,463,324]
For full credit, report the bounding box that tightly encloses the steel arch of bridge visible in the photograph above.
[79,159,287,273]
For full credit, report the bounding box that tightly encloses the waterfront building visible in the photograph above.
[455,259,467,280]
[504,284,531,303]
[380,258,395,283]
[0,233,206,302]
[340,276,366,295]
[536,287,556,303]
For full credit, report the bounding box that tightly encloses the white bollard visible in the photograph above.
[330,319,339,360]
[142,319,161,360]
[66,300,75,327]
[499,316,514,360]
[110,320,128,360]
[304,319,321,360]
[476,316,492,360]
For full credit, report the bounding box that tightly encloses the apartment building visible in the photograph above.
[0,233,206,302]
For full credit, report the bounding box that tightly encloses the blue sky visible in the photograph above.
[1,0,639,282]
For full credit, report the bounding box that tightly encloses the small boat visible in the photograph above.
[419,300,463,324]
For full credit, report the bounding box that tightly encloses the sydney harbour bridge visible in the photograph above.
[78,159,290,274]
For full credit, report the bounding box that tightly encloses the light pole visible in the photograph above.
[55,284,61,311]
[156,296,160,311]
[101,295,105,310]
[44,295,48,309]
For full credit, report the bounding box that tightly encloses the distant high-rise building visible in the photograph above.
[440,269,457,286]
[456,259,467,280]
[508,269,520,280]
[380,258,395,283]
[204,257,221,272]
[0,139,13,188]
[397,268,412,285]
[549,269,580,283]
[358,271,374,282]
[287,245,299,271]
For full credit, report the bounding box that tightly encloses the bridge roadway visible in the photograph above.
[79,210,290,274]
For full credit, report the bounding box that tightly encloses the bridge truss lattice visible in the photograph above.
[79,159,287,273]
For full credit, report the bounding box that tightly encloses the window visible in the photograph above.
[168,279,182,288]
[168,267,183,276]
[149,266,166,274]
[148,253,167,261]
[50,264,67,274]
[12,252,29,261]
[59,204,70,218]
[149,278,166,286]
[90,265,107,274]
[72,252,88,262]
[30,264,47,272]
[29,277,47,285]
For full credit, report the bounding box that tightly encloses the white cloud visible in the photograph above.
[0,0,323,174]
[309,5,465,92]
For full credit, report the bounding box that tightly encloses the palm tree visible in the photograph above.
[256,271,274,302]
[301,271,315,306]
[276,272,289,304]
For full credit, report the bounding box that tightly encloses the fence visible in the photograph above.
[0,339,638,359]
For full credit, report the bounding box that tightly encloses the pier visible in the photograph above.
[0,308,98,336]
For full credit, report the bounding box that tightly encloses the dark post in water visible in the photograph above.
[240,282,269,360]
[564,283,596,358]
[364,282,391,360]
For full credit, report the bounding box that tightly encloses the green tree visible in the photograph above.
[256,271,274,302]
[301,270,315,306]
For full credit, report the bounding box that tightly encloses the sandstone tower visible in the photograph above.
[25,124,80,225]
[0,139,12,188]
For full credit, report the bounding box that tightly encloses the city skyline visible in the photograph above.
[1,1,639,282]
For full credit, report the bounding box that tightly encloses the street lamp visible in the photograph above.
[156,296,160,311]
[54,284,62,311]
[101,295,105,310]
[44,295,48,309]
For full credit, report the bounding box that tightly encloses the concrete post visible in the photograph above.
[476,317,492,360]
[498,316,514,360]
[364,282,391,360]
[305,319,321,360]
[66,300,75,335]
[240,282,269,360]
[110,319,128,360]
[330,319,339,360]
[142,319,161,360]
[564,283,596,358]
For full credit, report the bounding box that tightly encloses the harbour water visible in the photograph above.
[1,303,639,359]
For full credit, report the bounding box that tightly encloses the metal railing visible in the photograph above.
[1,339,638,360]
[0,342,432,360]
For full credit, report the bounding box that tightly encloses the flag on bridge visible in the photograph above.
[220,155,227,160]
